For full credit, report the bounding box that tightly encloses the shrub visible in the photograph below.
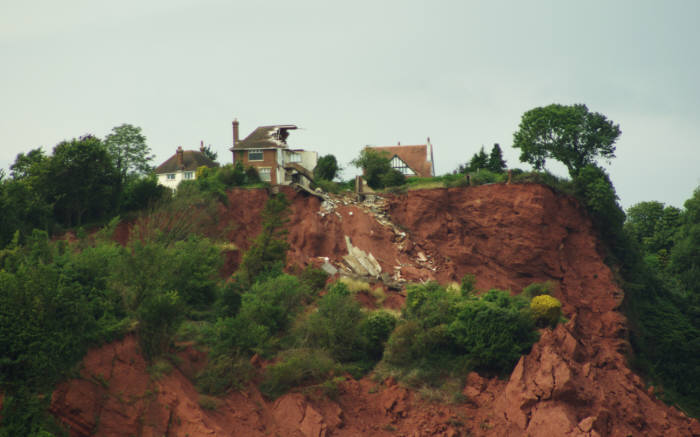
[196,353,254,395]
[313,178,343,194]
[298,282,365,362]
[137,291,184,361]
[259,349,338,399]
[313,155,340,181]
[239,274,312,336]
[385,283,539,378]
[460,274,477,297]
[530,295,562,328]
[236,193,290,287]
[299,265,329,293]
[216,281,242,318]
[360,311,397,360]
[448,290,538,371]
[469,169,506,185]
[521,281,554,299]
[339,276,370,293]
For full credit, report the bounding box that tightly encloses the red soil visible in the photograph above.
[49,184,700,436]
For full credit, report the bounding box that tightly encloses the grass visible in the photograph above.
[198,395,221,411]
[339,276,371,293]
[148,359,174,381]
[369,286,386,306]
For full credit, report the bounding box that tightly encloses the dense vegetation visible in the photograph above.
[2,107,700,435]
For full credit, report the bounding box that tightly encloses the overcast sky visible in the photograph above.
[2,0,698,209]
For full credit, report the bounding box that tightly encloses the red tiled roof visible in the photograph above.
[368,145,433,178]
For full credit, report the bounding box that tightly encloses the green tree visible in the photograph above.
[104,124,154,197]
[626,201,681,256]
[671,187,700,296]
[513,103,621,177]
[200,144,218,163]
[9,148,47,180]
[487,143,507,172]
[50,135,119,226]
[313,154,340,181]
[573,165,626,253]
[351,148,405,189]
[236,193,291,287]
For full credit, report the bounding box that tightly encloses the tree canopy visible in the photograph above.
[457,143,506,174]
[313,154,339,181]
[513,103,621,177]
[351,148,405,189]
[50,135,119,226]
[104,124,154,183]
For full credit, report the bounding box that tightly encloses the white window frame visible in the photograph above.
[258,167,272,182]
[248,149,264,161]
[184,171,194,180]
[390,155,415,175]
[166,173,176,180]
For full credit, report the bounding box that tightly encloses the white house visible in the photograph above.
[154,145,218,190]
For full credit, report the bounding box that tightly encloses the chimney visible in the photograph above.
[176,146,184,169]
[232,118,239,146]
[397,141,401,145]
[200,140,205,152]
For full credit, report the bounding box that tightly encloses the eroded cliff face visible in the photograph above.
[49,185,700,436]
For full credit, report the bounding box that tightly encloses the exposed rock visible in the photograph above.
[48,185,700,437]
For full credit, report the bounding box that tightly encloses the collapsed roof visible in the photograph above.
[231,125,298,150]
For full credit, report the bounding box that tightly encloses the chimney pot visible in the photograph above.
[200,140,205,152]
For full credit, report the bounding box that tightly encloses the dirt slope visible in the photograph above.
[50,184,700,436]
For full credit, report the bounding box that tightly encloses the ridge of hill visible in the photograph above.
[49,184,700,436]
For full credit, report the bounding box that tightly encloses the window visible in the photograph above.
[249,149,264,161]
[166,173,176,180]
[258,167,271,182]
[390,155,415,175]
[184,171,194,180]
[288,152,301,163]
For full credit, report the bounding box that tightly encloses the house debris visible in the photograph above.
[342,236,382,278]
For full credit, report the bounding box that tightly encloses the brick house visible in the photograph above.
[229,119,317,186]
[155,144,218,190]
[367,139,435,178]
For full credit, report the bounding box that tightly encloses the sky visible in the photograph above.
[1,0,699,209]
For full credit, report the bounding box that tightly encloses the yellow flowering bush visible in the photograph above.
[530,295,562,327]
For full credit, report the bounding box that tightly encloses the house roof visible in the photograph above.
[368,145,434,178]
[231,125,298,150]
[154,149,219,174]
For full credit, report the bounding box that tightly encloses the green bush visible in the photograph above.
[240,274,312,336]
[530,295,562,328]
[216,281,242,318]
[298,282,365,362]
[448,290,537,371]
[359,311,397,360]
[236,193,290,287]
[521,281,554,299]
[299,265,329,293]
[313,155,339,181]
[196,353,254,396]
[137,291,184,361]
[259,348,338,399]
[384,283,539,380]
[469,169,506,185]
